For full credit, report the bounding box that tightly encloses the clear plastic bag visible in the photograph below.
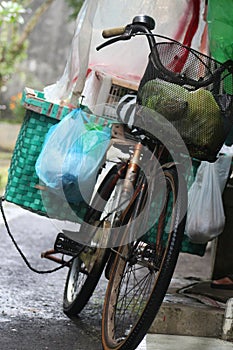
[186,155,232,244]
[44,0,207,103]
[35,109,111,205]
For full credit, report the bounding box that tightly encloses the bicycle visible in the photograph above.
[55,14,233,350]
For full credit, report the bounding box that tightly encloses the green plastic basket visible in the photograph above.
[4,88,89,222]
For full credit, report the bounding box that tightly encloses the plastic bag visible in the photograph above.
[35,108,111,205]
[185,155,232,244]
[44,0,207,103]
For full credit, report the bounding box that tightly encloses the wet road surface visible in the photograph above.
[0,203,215,350]
[0,206,107,350]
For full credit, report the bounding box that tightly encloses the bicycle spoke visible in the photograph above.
[111,249,158,342]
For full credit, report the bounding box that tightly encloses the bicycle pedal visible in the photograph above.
[54,232,85,256]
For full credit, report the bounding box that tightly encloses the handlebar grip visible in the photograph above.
[102,26,126,38]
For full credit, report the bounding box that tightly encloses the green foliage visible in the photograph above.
[65,0,85,20]
[0,0,84,90]
[0,1,30,88]
[0,1,26,24]
[0,0,57,90]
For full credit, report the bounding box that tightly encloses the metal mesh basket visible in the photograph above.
[138,41,233,161]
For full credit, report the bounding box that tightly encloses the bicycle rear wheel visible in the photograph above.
[63,164,124,317]
[102,166,187,350]
[63,221,109,317]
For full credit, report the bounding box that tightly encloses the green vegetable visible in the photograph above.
[139,79,224,158]
[140,79,189,121]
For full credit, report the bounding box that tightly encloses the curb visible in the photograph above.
[150,295,224,338]
[149,290,233,342]
[223,298,233,341]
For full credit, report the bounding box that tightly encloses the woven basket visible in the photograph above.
[4,88,88,222]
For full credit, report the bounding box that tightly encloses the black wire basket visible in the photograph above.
[138,40,233,161]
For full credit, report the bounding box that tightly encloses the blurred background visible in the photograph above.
[0,0,84,190]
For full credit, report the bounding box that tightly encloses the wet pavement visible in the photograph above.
[0,203,232,349]
[0,205,104,349]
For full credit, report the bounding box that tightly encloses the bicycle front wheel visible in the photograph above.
[102,167,187,350]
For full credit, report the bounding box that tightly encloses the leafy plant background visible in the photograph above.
[0,0,84,123]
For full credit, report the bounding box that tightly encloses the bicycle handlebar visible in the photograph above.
[102,26,126,38]
[97,15,233,89]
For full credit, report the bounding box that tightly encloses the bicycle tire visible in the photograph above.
[101,166,187,350]
[63,224,109,317]
[63,164,123,317]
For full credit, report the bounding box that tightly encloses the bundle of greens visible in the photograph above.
[139,78,223,158]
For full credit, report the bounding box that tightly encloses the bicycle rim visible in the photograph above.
[102,167,187,350]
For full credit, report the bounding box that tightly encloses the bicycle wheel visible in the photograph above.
[63,164,124,317]
[102,166,187,350]
[63,222,109,317]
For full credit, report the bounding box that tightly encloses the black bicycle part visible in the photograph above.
[54,232,86,256]
[84,162,127,224]
[132,15,155,30]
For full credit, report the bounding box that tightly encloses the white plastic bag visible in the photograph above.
[186,155,232,244]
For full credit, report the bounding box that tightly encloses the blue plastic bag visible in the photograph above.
[35,108,111,204]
